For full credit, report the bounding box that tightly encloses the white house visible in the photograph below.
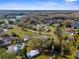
[7,45,19,52]
[27,50,40,57]
[23,36,29,41]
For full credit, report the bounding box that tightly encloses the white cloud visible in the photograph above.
[65,0,77,2]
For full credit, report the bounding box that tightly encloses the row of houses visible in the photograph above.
[0,15,22,32]
[0,33,41,58]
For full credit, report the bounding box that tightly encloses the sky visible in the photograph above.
[0,0,79,10]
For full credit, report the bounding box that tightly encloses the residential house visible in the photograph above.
[7,45,19,52]
[72,21,79,29]
[8,18,16,25]
[1,23,8,29]
[16,15,25,20]
[7,42,25,52]
[1,35,13,46]
[5,19,9,24]
[27,50,40,58]
[65,28,74,35]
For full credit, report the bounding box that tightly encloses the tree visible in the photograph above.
[0,48,16,59]
[0,21,5,24]
[63,46,71,55]
[20,46,29,59]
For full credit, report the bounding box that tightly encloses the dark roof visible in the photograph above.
[3,36,12,42]
[0,36,13,47]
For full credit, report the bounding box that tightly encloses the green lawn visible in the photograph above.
[6,26,40,39]
[6,26,53,39]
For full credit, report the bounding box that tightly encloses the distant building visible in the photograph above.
[72,21,79,29]
[5,19,9,24]
[65,28,74,35]
[16,15,25,20]
[8,18,16,24]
